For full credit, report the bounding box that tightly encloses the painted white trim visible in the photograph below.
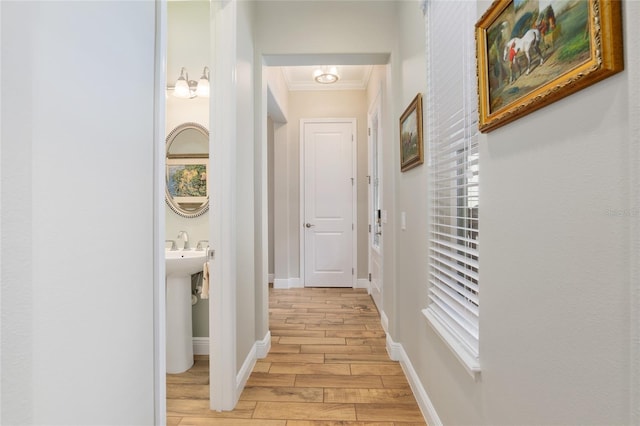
[257,61,270,373]
[193,337,210,355]
[281,66,374,92]
[255,331,272,359]
[423,308,481,380]
[350,119,358,287]
[380,310,389,333]
[210,0,237,411]
[355,278,370,291]
[386,334,442,426]
[153,1,168,424]
[299,118,358,288]
[236,331,272,401]
[366,86,384,313]
[386,333,402,361]
[273,277,302,289]
[273,278,289,289]
[236,344,256,401]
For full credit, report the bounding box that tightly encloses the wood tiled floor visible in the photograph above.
[167,287,427,425]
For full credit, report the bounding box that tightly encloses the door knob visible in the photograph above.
[305,223,315,228]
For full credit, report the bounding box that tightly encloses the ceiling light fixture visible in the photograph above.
[173,67,210,98]
[313,66,340,84]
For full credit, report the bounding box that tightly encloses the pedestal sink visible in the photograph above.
[166,249,206,374]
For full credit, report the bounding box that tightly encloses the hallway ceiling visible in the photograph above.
[280,65,373,91]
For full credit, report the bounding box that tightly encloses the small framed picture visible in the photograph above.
[399,93,424,172]
[166,158,208,207]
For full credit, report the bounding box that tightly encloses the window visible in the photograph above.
[422,0,480,377]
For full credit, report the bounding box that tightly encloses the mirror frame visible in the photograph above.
[165,122,209,218]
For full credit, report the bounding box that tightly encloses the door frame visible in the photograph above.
[367,87,383,309]
[299,118,358,287]
[153,1,167,423]
[209,0,237,411]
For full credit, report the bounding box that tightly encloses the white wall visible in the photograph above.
[390,1,640,424]
[475,1,635,421]
[266,67,290,119]
[254,1,396,57]
[1,1,157,423]
[391,0,428,365]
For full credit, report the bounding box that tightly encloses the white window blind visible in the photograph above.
[422,0,480,376]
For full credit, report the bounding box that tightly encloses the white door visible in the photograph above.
[368,95,383,311]
[302,119,355,287]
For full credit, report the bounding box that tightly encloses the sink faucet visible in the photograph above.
[177,231,190,250]
[196,240,209,251]
[165,240,178,251]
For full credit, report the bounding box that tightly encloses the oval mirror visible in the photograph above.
[165,122,209,218]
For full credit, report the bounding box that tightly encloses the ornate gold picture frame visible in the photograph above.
[476,0,623,133]
[399,93,424,172]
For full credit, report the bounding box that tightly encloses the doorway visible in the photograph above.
[300,119,357,287]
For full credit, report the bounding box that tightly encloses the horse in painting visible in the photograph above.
[503,28,544,83]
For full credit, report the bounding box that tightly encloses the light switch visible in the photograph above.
[401,212,406,231]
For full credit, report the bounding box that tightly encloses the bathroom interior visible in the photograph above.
[165,0,211,378]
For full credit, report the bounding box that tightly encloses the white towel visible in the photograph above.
[201,261,210,299]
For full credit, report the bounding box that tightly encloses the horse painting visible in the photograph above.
[503,28,544,82]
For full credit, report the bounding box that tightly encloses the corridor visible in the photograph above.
[167,287,426,424]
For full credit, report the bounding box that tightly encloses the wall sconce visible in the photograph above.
[173,67,210,98]
[313,66,340,84]
[196,67,210,97]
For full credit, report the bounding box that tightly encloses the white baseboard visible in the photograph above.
[386,333,402,361]
[380,311,389,333]
[235,330,272,401]
[386,333,442,426]
[236,347,256,401]
[256,331,271,358]
[273,278,288,289]
[193,337,209,355]
[289,278,302,288]
[273,278,302,289]
[355,278,370,291]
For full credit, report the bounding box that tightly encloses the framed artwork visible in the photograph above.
[476,0,623,133]
[399,93,424,172]
[166,158,208,207]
